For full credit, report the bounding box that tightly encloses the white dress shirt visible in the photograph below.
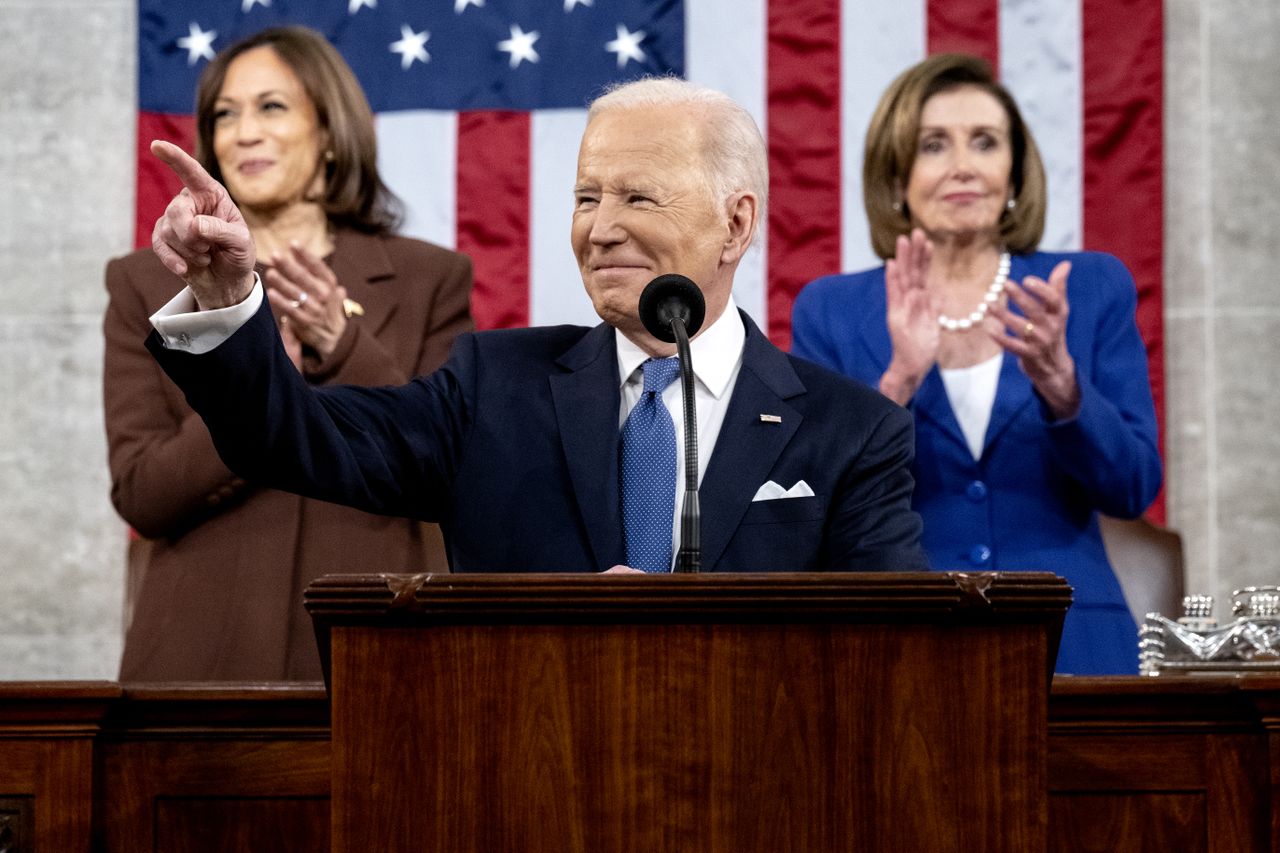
[615,296,746,566]
[150,276,265,353]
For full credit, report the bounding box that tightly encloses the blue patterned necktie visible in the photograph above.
[620,357,682,572]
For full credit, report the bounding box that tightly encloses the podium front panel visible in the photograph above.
[314,573,1068,853]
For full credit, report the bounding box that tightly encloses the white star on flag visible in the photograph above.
[241,0,270,12]
[498,24,540,68]
[390,25,430,70]
[604,24,646,68]
[564,0,593,10]
[455,0,484,12]
[176,22,216,66]
[348,0,376,13]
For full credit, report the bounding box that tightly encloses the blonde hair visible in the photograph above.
[863,53,1046,259]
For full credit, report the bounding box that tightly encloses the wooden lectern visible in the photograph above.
[306,572,1070,852]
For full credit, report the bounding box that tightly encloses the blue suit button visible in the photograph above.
[968,545,992,566]
[965,480,988,502]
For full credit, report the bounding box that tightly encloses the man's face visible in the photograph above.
[572,105,732,350]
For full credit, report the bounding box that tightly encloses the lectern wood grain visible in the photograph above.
[312,572,1069,853]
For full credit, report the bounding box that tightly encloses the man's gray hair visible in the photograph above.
[588,77,769,226]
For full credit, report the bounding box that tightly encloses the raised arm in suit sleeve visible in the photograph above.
[104,257,252,539]
[148,293,473,522]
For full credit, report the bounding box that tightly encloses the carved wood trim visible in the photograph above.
[305,571,1073,625]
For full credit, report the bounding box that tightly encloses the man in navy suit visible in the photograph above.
[145,78,926,573]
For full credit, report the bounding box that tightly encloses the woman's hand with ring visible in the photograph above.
[264,242,349,361]
[989,260,1080,419]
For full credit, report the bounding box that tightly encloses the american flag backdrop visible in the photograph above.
[135,0,1164,519]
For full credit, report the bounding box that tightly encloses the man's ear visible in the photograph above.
[720,191,759,264]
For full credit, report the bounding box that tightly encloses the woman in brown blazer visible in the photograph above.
[104,26,472,681]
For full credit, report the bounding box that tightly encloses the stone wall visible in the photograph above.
[0,0,134,677]
[1164,0,1280,616]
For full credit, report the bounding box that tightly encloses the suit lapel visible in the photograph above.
[912,366,970,455]
[855,270,893,374]
[981,352,1036,456]
[699,315,804,570]
[981,254,1037,456]
[549,324,625,568]
[851,273,968,454]
[327,230,398,336]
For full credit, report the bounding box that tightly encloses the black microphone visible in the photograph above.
[638,274,706,573]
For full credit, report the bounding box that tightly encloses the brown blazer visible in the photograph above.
[104,230,473,681]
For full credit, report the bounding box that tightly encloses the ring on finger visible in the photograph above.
[1022,321,1036,338]
[295,291,308,307]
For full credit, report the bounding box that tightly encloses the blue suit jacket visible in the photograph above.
[149,298,927,574]
[792,251,1162,673]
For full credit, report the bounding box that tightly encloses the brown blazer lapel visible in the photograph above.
[328,229,399,336]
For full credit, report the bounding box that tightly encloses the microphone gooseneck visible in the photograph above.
[637,274,706,573]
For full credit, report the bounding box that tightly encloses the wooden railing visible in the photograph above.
[1,675,1277,851]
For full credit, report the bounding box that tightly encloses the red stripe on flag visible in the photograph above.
[766,0,842,349]
[455,111,531,331]
[135,112,196,249]
[927,0,999,70]
[1082,0,1166,523]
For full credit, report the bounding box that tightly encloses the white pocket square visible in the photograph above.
[751,479,815,502]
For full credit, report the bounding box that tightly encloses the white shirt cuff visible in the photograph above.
[149,274,265,355]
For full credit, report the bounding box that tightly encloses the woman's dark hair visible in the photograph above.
[193,25,402,233]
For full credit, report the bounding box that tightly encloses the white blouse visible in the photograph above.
[939,353,1003,461]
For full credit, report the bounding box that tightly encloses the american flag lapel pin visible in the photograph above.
[759,414,782,424]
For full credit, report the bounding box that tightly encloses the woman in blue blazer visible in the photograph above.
[791,54,1161,674]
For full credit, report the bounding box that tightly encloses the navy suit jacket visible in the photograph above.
[792,250,1162,672]
[149,296,927,573]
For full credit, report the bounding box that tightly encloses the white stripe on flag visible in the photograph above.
[841,0,926,274]
[1001,0,1083,251]
[687,0,767,329]
[530,110,595,327]
[376,110,458,250]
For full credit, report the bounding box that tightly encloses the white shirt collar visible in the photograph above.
[615,295,745,400]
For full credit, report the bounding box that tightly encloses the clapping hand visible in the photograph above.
[149,140,256,310]
[880,228,939,405]
[989,260,1080,419]
[264,244,349,361]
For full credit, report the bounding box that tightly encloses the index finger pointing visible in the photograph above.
[150,139,219,195]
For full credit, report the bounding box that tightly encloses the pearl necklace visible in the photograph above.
[937,252,1010,331]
